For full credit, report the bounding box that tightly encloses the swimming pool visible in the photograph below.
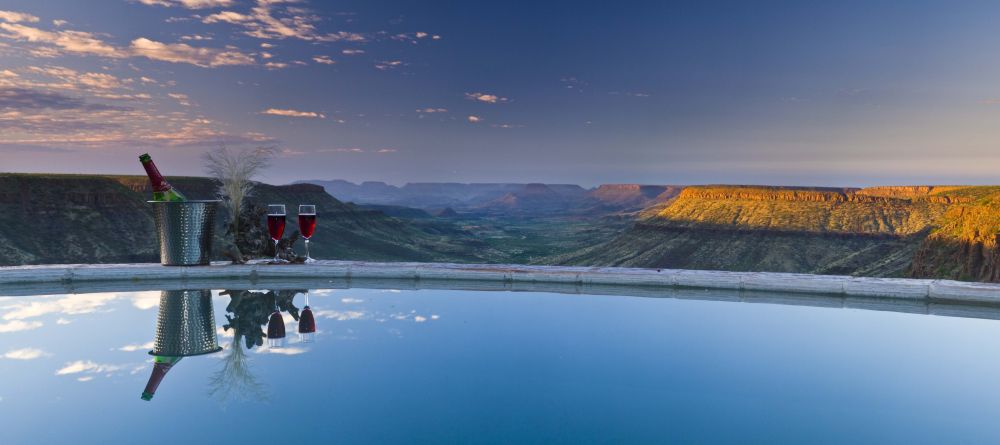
[2,284,1000,444]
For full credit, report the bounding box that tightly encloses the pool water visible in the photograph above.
[2,287,1000,444]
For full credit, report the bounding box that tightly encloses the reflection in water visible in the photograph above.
[209,289,312,404]
[220,289,304,349]
[142,290,222,401]
[142,289,315,403]
[298,296,316,343]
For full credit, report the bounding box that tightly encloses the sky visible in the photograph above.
[1,0,1000,186]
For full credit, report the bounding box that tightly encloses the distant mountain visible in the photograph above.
[587,184,684,213]
[0,174,500,266]
[552,184,999,280]
[472,183,588,215]
[433,207,459,218]
[301,179,662,216]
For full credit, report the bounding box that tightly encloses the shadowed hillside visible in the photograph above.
[0,174,500,266]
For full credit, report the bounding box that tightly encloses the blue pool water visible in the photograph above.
[2,287,1000,444]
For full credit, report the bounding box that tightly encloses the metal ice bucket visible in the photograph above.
[149,290,222,357]
[149,200,220,266]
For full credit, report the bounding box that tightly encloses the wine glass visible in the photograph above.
[267,204,286,263]
[298,204,317,263]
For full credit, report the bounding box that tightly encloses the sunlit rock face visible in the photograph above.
[556,185,1000,282]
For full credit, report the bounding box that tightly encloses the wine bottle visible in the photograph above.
[139,153,187,202]
[140,356,183,401]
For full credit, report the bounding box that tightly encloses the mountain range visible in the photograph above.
[298,179,682,215]
[3,174,998,283]
[0,174,500,266]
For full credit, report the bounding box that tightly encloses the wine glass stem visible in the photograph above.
[273,239,280,262]
[305,238,311,259]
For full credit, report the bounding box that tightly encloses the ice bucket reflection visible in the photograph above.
[149,290,223,357]
[149,200,219,266]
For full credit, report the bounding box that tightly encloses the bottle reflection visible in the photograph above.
[142,290,222,401]
[143,289,317,402]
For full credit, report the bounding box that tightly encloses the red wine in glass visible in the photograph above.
[299,214,316,239]
[267,204,286,263]
[298,204,317,262]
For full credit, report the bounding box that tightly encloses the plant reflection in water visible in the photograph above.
[141,289,315,404]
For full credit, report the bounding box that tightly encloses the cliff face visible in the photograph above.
[0,174,497,266]
[654,186,950,235]
[556,185,1000,281]
[910,188,1000,281]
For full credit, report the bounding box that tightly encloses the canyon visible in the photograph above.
[3,175,999,283]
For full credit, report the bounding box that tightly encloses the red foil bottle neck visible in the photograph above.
[141,159,171,192]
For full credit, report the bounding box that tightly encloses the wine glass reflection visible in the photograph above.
[144,289,317,403]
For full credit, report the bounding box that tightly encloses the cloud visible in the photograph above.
[264,61,287,69]
[2,292,121,321]
[376,148,397,153]
[180,34,213,41]
[416,107,447,113]
[374,60,403,70]
[313,309,366,320]
[0,87,128,111]
[2,348,50,360]
[341,49,364,55]
[390,32,441,44]
[608,91,651,98]
[0,10,40,23]
[202,1,366,42]
[52,19,68,27]
[312,55,334,65]
[118,341,154,352]
[167,92,191,106]
[260,108,325,118]
[0,18,255,68]
[137,0,234,8]
[340,298,364,303]
[0,320,42,333]
[129,37,255,67]
[318,147,363,153]
[465,92,509,104]
[0,22,124,58]
[256,347,307,355]
[467,115,481,123]
[560,76,587,91]
[55,360,122,375]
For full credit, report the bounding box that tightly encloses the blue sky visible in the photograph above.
[1,0,999,186]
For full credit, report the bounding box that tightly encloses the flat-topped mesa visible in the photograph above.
[678,185,859,203]
[650,185,956,235]
[677,185,973,205]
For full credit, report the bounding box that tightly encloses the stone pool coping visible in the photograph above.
[1,261,999,304]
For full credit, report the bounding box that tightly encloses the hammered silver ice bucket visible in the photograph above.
[149,290,222,357]
[149,200,220,266]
